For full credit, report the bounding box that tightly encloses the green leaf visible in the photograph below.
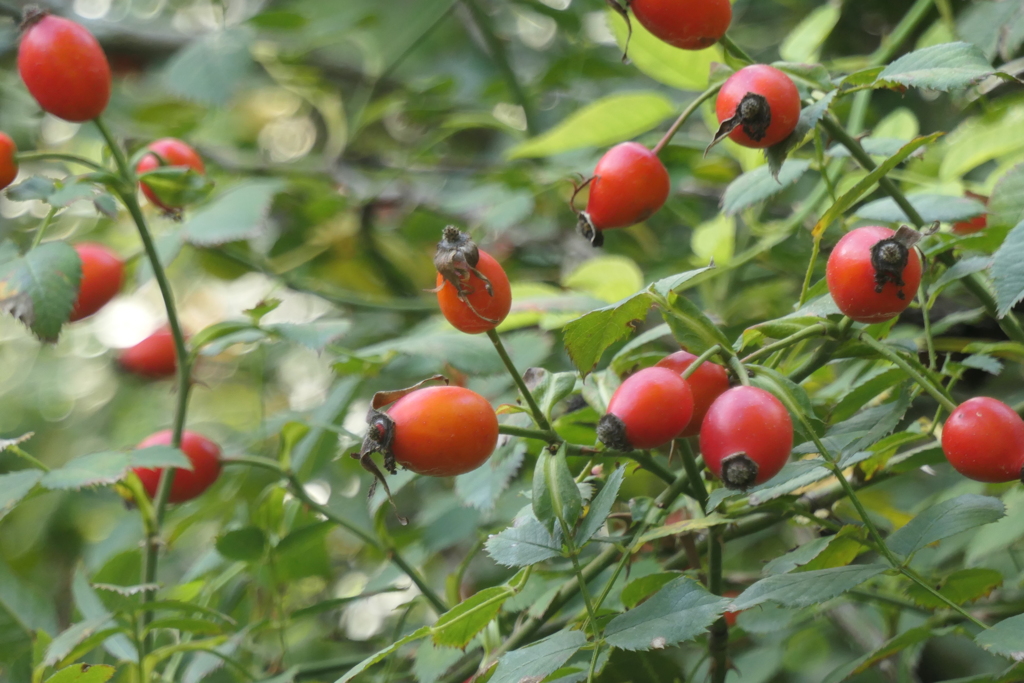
[47,182,97,208]
[635,513,730,545]
[780,3,841,63]
[182,179,286,246]
[604,577,728,651]
[533,444,582,535]
[44,616,115,667]
[333,626,431,683]
[455,440,526,512]
[564,255,644,304]
[607,9,722,91]
[990,163,1024,229]
[143,617,225,637]
[129,445,191,471]
[886,494,1005,558]
[138,167,215,208]
[274,522,332,580]
[0,556,58,636]
[905,568,1003,608]
[763,534,838,575]
[267,320,351,351]
[0,469,43,521]
[620,572,683,610]
[44,664,116,683]
[855,194,986,223]
[722,159,812,216]
[975,613,1024,660]
[0,241,83,342]
[563,291,653,377]
[506,92,674,159]
[163,27,255,106]
[489,630,587,683]
[215,527,267,562]
[823,626,939,683]
[991,219,1024,317]
[812,133,943,237]
[430,585,515,648]
[485,516,561,568]
[7,176,57,201]
[731,564,889,609]
[40,452,132,490]
[93,193,119,219]
[657,294,731,356]
[576,466,625,547]
[877,42,996,91]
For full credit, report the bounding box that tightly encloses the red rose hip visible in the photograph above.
[656,350,730,437]
[132,430,222,504]
[119,329,178,379]
[942,397,1024,483]
[701,386,792,489]
[580,142,670,246]
[18,13,111,122]
[388,386,499,476]
[135,138,206,210]
[598,366,694,451]
[0,133,18,190]
[70,243,124,322]
[826,226,923,324]
[714,65,801,149]
[630,0,732,51]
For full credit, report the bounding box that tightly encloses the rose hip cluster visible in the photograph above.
[598,357,792,490]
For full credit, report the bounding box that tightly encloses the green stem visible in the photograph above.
[741,324,830,364]
[868,0,936,66]
[918,282,937,370]
[798,236,822,306]
[652,86,722,155]
[788,316,854,383]
[718,34,754,63]
[499,424,557,442]
[856,332,956,412]
[559,517,600,637]
[15,151,107,172]
[486,328,552,432]
[9,445,50,472]
[708,530,728,683]
[30,207,58,250]
[586,644,601,683]
[681,345,722,380]
[462,0,537,135]
[727,356,750,387]
[284,471,448,614]
[679,439,709,510]
[96,116,194,662]
[627,450,676,485]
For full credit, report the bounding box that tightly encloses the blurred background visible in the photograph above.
[0,0,1023,681]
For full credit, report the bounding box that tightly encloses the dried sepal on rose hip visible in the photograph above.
[433,226,512,334]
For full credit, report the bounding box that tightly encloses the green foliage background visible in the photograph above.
[1,0,1024,682]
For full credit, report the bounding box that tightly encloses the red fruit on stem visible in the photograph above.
[701,386,792,489]
[942,397,1024,484]
[388,386,499,476]
[656,350,731,437]
[135,138,206,210]
[715,65,801,149]
[630,0,732,50]
[826,225,923,324]
[119,329,178,379]
[70,243,124,322]
[583,142,671,236]
[436,249,512,334]
[133,430,222,504]
[18,13,111,122]
[952,192,988,235]
[0,133,18,190]
[598,366,694,451]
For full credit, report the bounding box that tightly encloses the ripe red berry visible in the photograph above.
[701,386,792,489]
[119,329,178,379]
[580,142,670,246]
[942,397,1024,484]
[630,0,732,50]
[598,367,694,451]
[133,430,222,504]
[18,13,111,123]
[436,249,512,334]
[135,138,206,210]
[952,192,988,235]
[656,351,731,437]
[0,133,18,190]
[715,65,801,149]
[387,386,499,476]
[70,243,124,322]
[826,226,923,324]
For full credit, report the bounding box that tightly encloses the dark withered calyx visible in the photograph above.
[432,226,498,323]
[870,226,923,300]
[597,413,631,452]
[720,452,759,490]
[706,92,772,155]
